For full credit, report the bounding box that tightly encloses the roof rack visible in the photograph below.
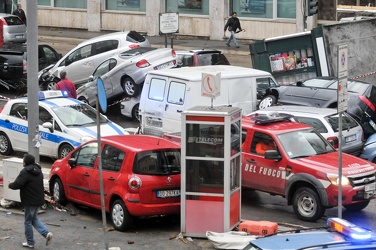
[250,112,294,125]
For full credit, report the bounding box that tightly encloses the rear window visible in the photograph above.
[294,117,328,133]
[3,16,23,26]
[196,53,230,66]
[126,30,146,43]
[133,150,181,175]
[325,113,359,132]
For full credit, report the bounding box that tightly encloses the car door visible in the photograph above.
[92,58,117,98]
[163,80,187,133]
[38,45,61,71]
[5,102,28,150]
[66,142,97,204]
[279,85,318,106]
[38,106,56,156]
[242,131,286,194]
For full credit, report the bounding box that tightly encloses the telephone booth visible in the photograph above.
[181,106,242,237]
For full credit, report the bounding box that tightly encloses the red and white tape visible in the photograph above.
[0,95,11,101]
[352,71,376,80]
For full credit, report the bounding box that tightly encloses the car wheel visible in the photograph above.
[111,199,133,232]
[344,201,370,211]
[292,187,325,222]
[131,103,140,121]
[258,95,277,109]
[122,77,140,97]
[0,132,13,155]
[51,178,67,206]
[58,144,74,159]
[47,81,58,90]
[78,96,89,105]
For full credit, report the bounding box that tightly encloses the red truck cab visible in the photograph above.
[241,114,376,222]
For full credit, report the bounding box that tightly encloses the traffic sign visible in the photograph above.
[337,44,348,113]
[97,77,107,113]
[159,12,179,34]
[201,73,221,99]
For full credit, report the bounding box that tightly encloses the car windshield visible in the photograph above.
[278,129,335,159]
[52,103,108,126]
[196,53,230,66]
[133,149,181,175]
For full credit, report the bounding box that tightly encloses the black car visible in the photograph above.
[0,43,61,90]
[259,77,376,137]
[175,49,230,67]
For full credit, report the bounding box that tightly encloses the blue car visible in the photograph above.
[360,133,376,163]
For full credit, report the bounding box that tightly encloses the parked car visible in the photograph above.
[0,13,26,44]
[76,47,177,109]
[251,106,364,156]
[120,95,140,120]
[175,49,230,67]
[360,133,376,163]
[0,91,128,159]
[43,30,150,90]
[259,77,376,138]
[49,134,181,231]
[0,43,62,90]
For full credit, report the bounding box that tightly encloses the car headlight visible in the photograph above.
[327,173,350,186]
[80,136,94,144]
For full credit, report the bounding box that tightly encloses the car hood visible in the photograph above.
[68,122,127,139]
[294,151,375,176]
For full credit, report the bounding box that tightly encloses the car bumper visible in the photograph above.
[326,185,376,206]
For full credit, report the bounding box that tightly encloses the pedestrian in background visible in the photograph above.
[8,154,53,248]
[12,3,27,25]
[55,71,77,99]
[224,12,243,48]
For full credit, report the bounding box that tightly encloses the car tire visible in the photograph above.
[78,96,89,105]
[292,187,325,222]
[46,80,58,90]
[0,132,13,155]
[111,199,133,232]
[258,95,277,109]
[131,103,140,121]
[122,77,140,97]
[344,201,370,211]
[58,144,74,159]
[51,178,67,206]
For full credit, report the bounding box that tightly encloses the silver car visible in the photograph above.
[0,13,26,44]
[77,47,177,113]
[251,105,364,156]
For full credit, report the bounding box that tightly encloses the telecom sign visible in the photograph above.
[337,44,348,113]
[159,12,179,34]
[201,73,221,99]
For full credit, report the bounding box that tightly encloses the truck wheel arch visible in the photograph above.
[286,174,329,207]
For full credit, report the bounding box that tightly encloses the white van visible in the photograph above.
[139,65,277,136]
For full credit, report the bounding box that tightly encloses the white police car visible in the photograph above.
[0,91,127,159]
[243,218,376,250]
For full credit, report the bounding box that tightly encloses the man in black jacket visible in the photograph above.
[12,3,27,25]
[224,12,243,48]
[9,154,53,248]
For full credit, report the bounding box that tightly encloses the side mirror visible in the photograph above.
[68,158,76,168]
[89,75,94,82]
[42,122,54,133]
[265,150,282,161]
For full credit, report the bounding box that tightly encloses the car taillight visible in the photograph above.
[128,176,142,192]
[23,59,27,74]
[136,59,150,68]
[129,44,140,49]
[359,96,375,111]
[327,136,339,148]
[171,49,176,57]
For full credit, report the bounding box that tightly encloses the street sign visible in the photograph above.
[159,12,179,34]
[337,44,348,113]
[201,73,221,99]
[97,77,107,113]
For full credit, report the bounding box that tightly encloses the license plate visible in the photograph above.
[156,61,174,70]
[345,134,356,143]
[15,35,24,39]
[146,118,162,127]
[370,119,376,131]
[365,183,376,192]
[157,189,180,198]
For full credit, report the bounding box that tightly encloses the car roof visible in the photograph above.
[76,31,132,47]
[256,106,339,116]
[100,135,180,152]
[6,95,82,108]
[147,65,271,80]
[0,13,19,18]
[175,49,223,54]
[242,115,312,134]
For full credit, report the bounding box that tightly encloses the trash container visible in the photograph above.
[3,157,23,202]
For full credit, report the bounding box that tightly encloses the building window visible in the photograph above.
[106,0,146,12]
[231,0,295,19]
[38,0,51,6]
[166,0,209,15]
[38,0,87,8]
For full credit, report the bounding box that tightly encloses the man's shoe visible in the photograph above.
[46,232,53,246]
[236,46,240,48]
[22,242,34,248]
[226,43,230,47]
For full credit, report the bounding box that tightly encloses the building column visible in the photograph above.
[209,0,226,40]
[146,1,162,36]
[87,0,101,32]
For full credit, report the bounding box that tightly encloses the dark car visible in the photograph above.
[259,77,376,137]
[0,43,61,90]
[175,49,230,67]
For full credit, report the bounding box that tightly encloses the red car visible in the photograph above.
[49,135,181,231]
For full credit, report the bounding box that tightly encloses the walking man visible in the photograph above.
[12,3,27,25]
[55,71,77,99]
[8,154,53,248]
[224,12,243,48]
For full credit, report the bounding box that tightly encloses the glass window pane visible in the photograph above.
[186,124,224,158]
[186,159,224,193]
[55,0,87,8]
[166,0,209,15]
[148,78,166,101]
[234,0,273,19]
[168,81,185,105]
[38,0,51,6]
[277,0,296,18]
[106,0,146,12]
